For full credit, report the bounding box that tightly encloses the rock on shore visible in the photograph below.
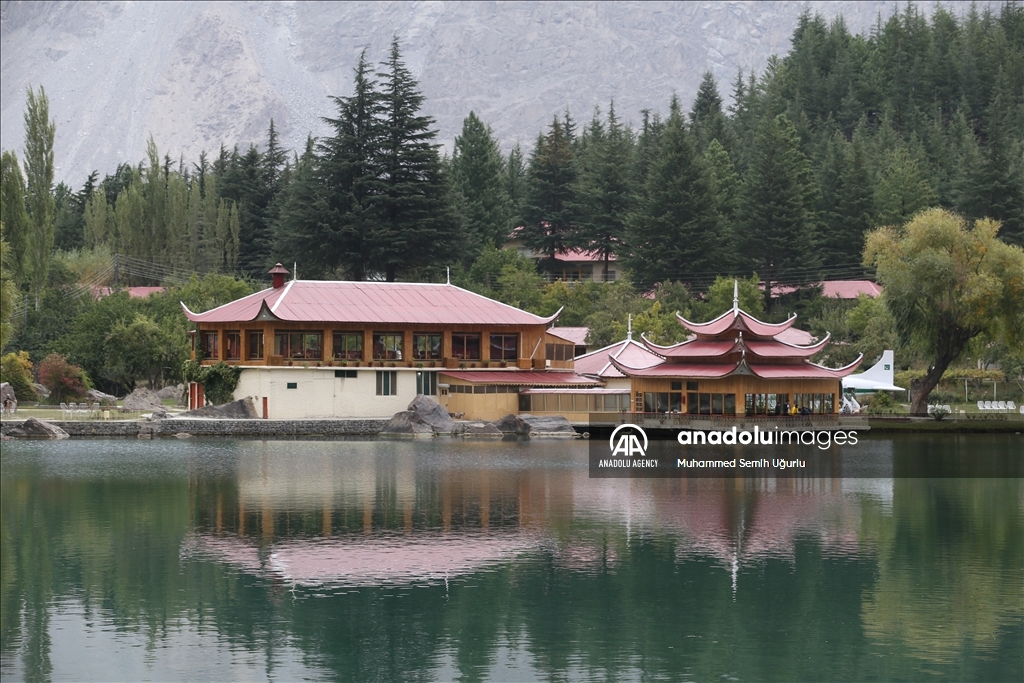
[380,396,456,436]
[495,413,577,437]
[124,387,164,411]
[6,417,69,439]
[175,397,259,419]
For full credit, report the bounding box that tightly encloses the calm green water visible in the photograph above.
[1,436,1021,682]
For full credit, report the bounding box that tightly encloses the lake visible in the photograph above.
[1,435,1021,682]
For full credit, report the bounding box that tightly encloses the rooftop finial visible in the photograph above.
[446,266,450,285]
[733,279,739,317]
[294,262,297,281]
[627,313,633,341]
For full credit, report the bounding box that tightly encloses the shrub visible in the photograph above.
[38,353,89,404]
[181,360,241,406]
[0,351,38,402]
[862,391,906,415]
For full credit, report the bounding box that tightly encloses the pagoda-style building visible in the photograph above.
[607,287,862,416]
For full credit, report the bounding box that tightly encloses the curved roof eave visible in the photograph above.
[807,354,865,378]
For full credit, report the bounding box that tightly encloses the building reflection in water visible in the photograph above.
[184,440,893,592]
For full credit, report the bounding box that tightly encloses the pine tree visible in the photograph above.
[873,147,937,227]
[965,90,1024,245]
[689,72,732,152]
[521,117,577,263]
[23,86,56,309]
[373,37,455,281]
[450,111,510,258]
[505,144,526,229]
[704,138,739,230]
[626,99,720,291]
[573,102,634,281]
[737,113,821,310]
[0,151,29,284]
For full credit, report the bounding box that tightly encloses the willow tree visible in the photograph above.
[864,208,1024,414]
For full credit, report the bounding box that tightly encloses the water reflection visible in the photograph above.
[1,437,1022,682]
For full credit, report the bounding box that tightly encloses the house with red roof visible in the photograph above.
[182,264,598,420]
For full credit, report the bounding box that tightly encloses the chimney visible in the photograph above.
[269,263,290,289]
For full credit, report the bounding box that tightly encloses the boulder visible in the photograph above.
[86,388,117,406]
[494,414,530,435]
[156,384,183,400]
[123,387,164,411]
[452,421,504,437]
[520,414,577,436]
[175,397,259,419]
[7,417,69,439]
[150,409,168,420]
[407,395,456,433]
[379,410,437,437]
[380,396,457,436]
[33,383,50,399]
[495,413,577,437]
[0,382,15,405]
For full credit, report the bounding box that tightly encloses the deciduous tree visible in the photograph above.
[864,208,1024,414]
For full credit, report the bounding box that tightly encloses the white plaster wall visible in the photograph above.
[234,367,431,419]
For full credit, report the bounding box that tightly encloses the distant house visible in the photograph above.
[506,229,619,283]
[766,280,881,299]
[92,286,167,299]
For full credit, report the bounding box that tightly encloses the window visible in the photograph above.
[247,331,264,360]
[373,333,403,360]
[490,334,518,361]
[545,343,573,361]
[333,332,363,360]
[416,371,437,395]
[225,331,241,360]
[201,331,219,360]
[286,382,298,389]
[792,393,836,414]
[274,331,323,360]
[671,381,683,391]
[603,394,630,411]
[685,392,737,415]
[686,381,699,391]
[452,333,481,360]
[744,394,790,416]
[335,369,357,378]
[376,370,397,396]
[413,333,441,360]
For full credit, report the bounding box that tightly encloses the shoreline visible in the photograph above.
[2,415,1022,438]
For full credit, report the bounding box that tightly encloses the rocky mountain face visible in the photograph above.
[0,1,974,185]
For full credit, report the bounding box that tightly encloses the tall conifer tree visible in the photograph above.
[626,99,720,291]
[23,86,55,309]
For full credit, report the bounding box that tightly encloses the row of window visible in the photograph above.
[523,394,632,413]
[635,392,738,415]
[744,393,835,415]
[449,384,519,394]
[284,371,438,396]
[199,331,520,362]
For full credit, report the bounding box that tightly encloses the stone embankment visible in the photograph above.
[1,418,388,438]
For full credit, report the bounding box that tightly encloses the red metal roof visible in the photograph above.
[440,371,600,386]
[609,358,739,378]
[182,281,560,326]
[642,336,737,358]
[774,327,815,346]
[574,338,663,378]
[552,248,618,263]
[93,286,166,299]
[822,280,882,299]
[676,309,797,338]
[745,334,830,359]
[749,358,861,379]
[548,326,589,345]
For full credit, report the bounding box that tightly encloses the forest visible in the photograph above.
[0,2,1022,404]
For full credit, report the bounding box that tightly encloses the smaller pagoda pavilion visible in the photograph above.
[608,284,861,416]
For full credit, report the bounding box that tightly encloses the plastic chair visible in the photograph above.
[60,402,69,419]
[70,402,79,419]
[983,401,993,410]
[976,400,985,411]
[997,401,1007,411]
[1008,401,1016,411]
